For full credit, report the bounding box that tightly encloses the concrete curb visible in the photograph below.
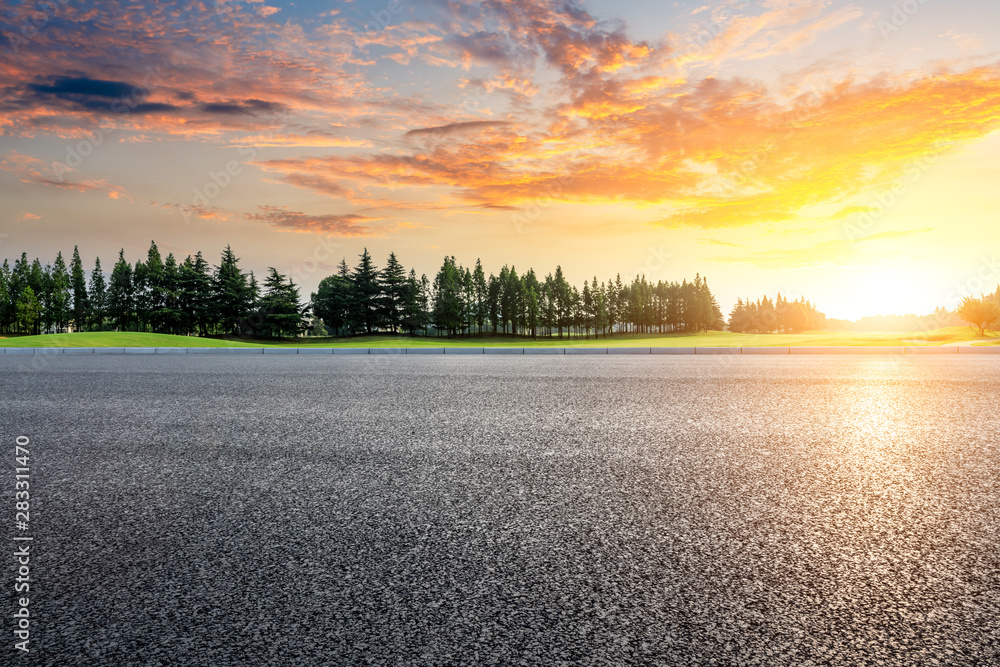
[790,346,904,355]
[2,346,999,355]
[958,346,1000,354]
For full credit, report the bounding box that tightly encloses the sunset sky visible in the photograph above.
[2,0,1000,320]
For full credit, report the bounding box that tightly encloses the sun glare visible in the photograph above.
[837,267,935,321]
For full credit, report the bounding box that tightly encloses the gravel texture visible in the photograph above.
[2,355,998,666]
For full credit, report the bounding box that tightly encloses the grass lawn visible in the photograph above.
[0,332,264,348]
[3,326,994,348]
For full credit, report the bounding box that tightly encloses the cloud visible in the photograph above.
[155,202,231,221]
[29,76,137,98]
[257,63,1000,229]
[405,120,513,137]
[708,229,934,269]
[246,206,383,235]
[201,99,286,116]
[3,0,1000,239]
[941,29,983,52]
[20,76,181,115]
[0,150,127,198]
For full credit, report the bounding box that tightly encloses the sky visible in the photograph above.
[2,0,1000,320]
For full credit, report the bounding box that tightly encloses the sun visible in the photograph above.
[837,265,938,321]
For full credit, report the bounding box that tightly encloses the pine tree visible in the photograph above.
[145,241,165,332]
[432,256,464,335]
[0,260,12,333]
[108,250,134,331]
[213,246,250,335]
[15,286,41,333]
[48,251,72,331]
[312,273,356,337]
[259,268,304,338]
[70,246,89,332]
[178,252,215,335]
[132,258,148,332]
[352,248,381,333]
[161,253,182,334]
[89,257,107,330]
[379,251,407,333]
[401,269,424,335]
[472,259,487,336]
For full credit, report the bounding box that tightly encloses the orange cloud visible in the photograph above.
[0,150,127,198]
[246,206,384,236]
[255,64,1000,229]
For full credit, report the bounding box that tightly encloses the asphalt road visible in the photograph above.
[2,355,998,666]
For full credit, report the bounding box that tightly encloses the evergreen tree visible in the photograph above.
[70,246,89,331]
[472,259,487,336]
[161,253,183,334]
[401,269,424,335]
[352,248,381,333]
[89,257,107,330]
[46,251,72,331]
[132,258,148,331]
[107,250,134,331]
[432,256,465,335]
[0,261,12,333]
[38,262,54,333]
[312,274,356,337]
[15,286,41,333]
[259,268,305,338]
[178,252,214,335]
[214,245,251,335]
[526,283,540,339]
[379,251,407,333]
[487,273,501,334]
[553,265,571,337]
[144,241,165,332]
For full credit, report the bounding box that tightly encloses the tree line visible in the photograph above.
[0,242,304,337]
[956,291,1000,335]
[727,294,828,333]
[312,249,725,338]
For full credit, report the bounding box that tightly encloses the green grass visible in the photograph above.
[0,332,264,348]
[3,326,994,348]
[251,326,995,348]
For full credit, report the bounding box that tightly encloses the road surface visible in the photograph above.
[2,355,998,665]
